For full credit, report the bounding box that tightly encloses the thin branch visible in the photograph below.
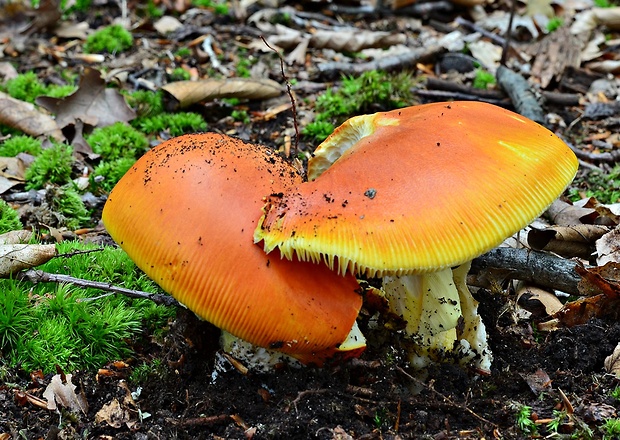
[16,269,180,307]
[470,248,582,295]
[260,36,299,157]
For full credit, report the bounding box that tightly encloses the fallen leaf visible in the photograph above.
[517,285,564,318]
[95,399,129,428]
[0,230,33,244]
[153,16,183,34]
[0,92,65,141]
[597,226,620,266]
[540,263,620,329]
[604,342,620,377]
[528,224,609,259]
[36,68,136,129]
[162,78,282,109]
[521,368,553,394]
[42,373,88,414]
[0,243,56,277]
[95,381,139,429]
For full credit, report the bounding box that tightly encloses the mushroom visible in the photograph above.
[254,101,579,372]
[102,133,365,366]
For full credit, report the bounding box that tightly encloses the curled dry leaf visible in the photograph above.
[95,381,139,429]
[36,67,136,129]
[596,226,620,266]
[42,374,88,414]
[604,342,620,378]
[528,224,610,259]
[517,285,564,318]
[162,78,282,109]
[520,368,553,394]
[309,29,406,53]
[0,243,56,277]
[0,92,65,141]
[540,262,620,330]
[0,229,32,244]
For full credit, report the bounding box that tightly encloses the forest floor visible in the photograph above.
[1,0,620,438]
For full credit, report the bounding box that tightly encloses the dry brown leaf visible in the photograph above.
[95,381,139,429]
[546,199,598,226]
[310,29,406,53]
[162,78,282,109]
[604,342,620,377]
[521,368,553,394]
[95,399,130,428]
[0,92,65,141]
[528,224,609,259]
[42,373,88,414]
[539,263,620,329]
[597,226,620,266]
[0,243,56,277]
[517,285,564,318]
[0,230,32,245]
[36,67,136,129]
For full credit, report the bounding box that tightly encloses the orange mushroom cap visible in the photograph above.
[102,133,364,365]
[255,101,579,277]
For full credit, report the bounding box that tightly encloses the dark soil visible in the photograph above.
[2,296,620,439]
[1,0,620,439]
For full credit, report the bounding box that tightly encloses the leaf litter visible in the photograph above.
[0,0,619,438]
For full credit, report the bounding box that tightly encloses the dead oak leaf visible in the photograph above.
[37,67,135,129]
[162,78,282,110]
[0,92,65,141]
[540,262,620,329]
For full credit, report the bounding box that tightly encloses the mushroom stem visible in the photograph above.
[382,262,491,372]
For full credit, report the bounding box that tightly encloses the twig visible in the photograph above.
[496,66,545,124]
[425,77,508,101]
[285,388,331,413]
[395,366,496,427]
[260,36,299,157]
[469,248,582,295]
[16,269,180,307]
[202,35,230,77]
[563,138,620,163]
[317,45,445,80]
[500,0,517,66]
[169,415,232,427]
[413,89,509,106]
[456,17,506,48]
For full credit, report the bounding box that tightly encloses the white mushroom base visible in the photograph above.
[382,262,492,373]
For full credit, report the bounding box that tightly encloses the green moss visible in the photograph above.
[25,144,74,189]
[125,90,165,118]
[0,241,175,373]
[134,112,207,136]
[84,24,133,54]
[168,67,191,82]
[305,70,414,142]
[472,68,496,90]
[174,47,191,58]
[0,135,42,157]
[546,17,564,32]
[0,200,23,234]
[92,157,137,193]
[569,165,620,204]
[86,122,148,161]
[302,120,335,143]
[192,0,229,14]
[231,109,250,124]
[603,418,620,440]
[2,72,76,103]
[4,72,48,103]
[46,184,90,229]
